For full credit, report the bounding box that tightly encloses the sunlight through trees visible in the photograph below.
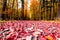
[0,0,59,20]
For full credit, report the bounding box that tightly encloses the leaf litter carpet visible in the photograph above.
[0,21,60,40]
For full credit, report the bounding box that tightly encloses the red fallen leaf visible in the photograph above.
[7,37,14,40]
[12,23,14,26]
[20,28,27,34]
[0,37,2,40]
[57,36,60,38]
[22,39,26,40]
[38,34,47,40]
[7,34,16,40]
[1,26,5,30]
[57,33,60,38]
[52,34,56,39]
[40,36,47,40]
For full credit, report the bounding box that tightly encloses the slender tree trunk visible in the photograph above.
[12,0,14,8]
[2,0,7,20]
[2,0,7,11]
[11,0,14,20]
[21,0,25,20]
[17,0,19,20]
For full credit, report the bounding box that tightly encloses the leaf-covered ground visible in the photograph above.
[0,20,60,40]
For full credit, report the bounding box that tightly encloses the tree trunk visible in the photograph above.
[2,0,7,11]
[2,0,7,20]
[21,0,25,20]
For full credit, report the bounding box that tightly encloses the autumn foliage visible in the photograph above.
[0,0,59,20]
